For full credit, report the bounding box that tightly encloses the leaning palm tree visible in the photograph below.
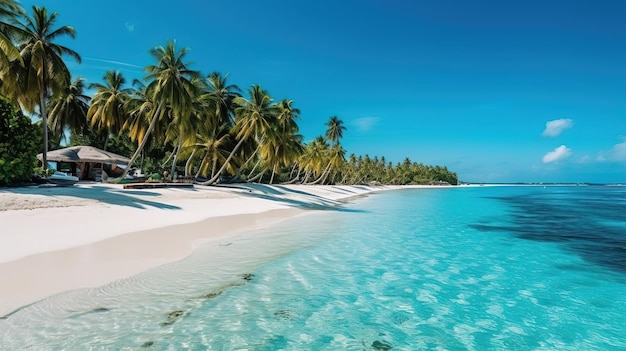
[47,76,90,143]
[257,98,303,183]
[260,129,303,184]
[305,116,347,184]
[166,75,204,178]
[310,143,346,184]
[297,136,328,183]
[87,70,132,150]
[12,6,80,170]
[189,123,233,179]
[197,84,277,185]
[122,79,166,171]
[114,40,198,182]
[124,79,157,147]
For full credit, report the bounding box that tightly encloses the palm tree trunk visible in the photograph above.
[195,153,208,178]
[323,169,334,184]
[248,170,265,183]
[247,158,262,178]
[170,130,184,179]
[302,170,312,184]
[196,136,246,185]
[40,92,48,171]
[269,145,282,184]
[269,164,277,184]
[103,133,110,151]
[237,143,261,176]
[111,100,164,183]
[184,149,196,176]
[211,155,218,178]
[289,162,298,178]
[283,165,302,184]
[308,161,332,185]
[282,177,299,184]
[161,144,177,168]
[340,172,349,184]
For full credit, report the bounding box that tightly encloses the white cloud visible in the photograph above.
[542,145,572,163]
[597,139,626,162]
[542,118,573,137]
[610,140,626,161]
[353,116,380,132]
[125,22,135,32]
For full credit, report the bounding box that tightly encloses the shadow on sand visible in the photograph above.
[212,183,368,212]
[2,182,373,212]
[1,183,191,210]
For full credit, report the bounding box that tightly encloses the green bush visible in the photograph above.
[0,98,40,185]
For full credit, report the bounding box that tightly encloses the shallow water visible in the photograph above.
[1,186,625,350]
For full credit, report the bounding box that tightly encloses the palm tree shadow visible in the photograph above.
[3,184,184,210]
[214,183,366,212]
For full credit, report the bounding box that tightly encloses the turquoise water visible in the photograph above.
[2,186,626,350]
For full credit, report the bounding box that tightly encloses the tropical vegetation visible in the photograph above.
[0,1,458,186]
[0,97,39,185]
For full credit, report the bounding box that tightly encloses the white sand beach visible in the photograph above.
[0,183,401,317]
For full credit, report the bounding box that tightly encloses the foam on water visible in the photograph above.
[1,186,625,350]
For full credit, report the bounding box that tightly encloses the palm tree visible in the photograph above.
[206,71,240,127]
[260,129,303,184]
[0,0,25,100]
[47,76,90,143]
[12,6,80,170]
[309,143,346,184]
[189,123,232,179]
[124,79,156,147]
[87,70,132,150]
[275,99,300,134]
[259,98,303,183]
[122,79,166,171]
[307,116,347,184]
[325,115,346,146]
[115,40,198,182]
[165,75,203,178]
[339,153,358,184]
[297,136,328,183]
[170,72,239,179]
[197,84,277,185]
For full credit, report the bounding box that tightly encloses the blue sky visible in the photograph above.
[21,0,626,183]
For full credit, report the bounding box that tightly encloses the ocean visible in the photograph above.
[1,185,625,350]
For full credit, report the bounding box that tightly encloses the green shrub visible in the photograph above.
[0,98,40,185]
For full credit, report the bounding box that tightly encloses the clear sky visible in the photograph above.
[20,0,626,183]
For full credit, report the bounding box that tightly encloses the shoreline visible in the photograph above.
[0,183,415,317]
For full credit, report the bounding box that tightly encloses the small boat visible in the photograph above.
[47,171,79,186]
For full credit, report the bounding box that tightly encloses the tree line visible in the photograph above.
[0,2,458,186]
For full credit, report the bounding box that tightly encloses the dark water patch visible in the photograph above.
[61,307,112,319]
[372,340,393,350]
[161,310,186,326]
[201,291,222,300]
[474,187,626,275]
[273,309,294,320]
[91,307,110,312]
[391,311,411,325]
[260,334,288,350]
[241,273,255,281]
